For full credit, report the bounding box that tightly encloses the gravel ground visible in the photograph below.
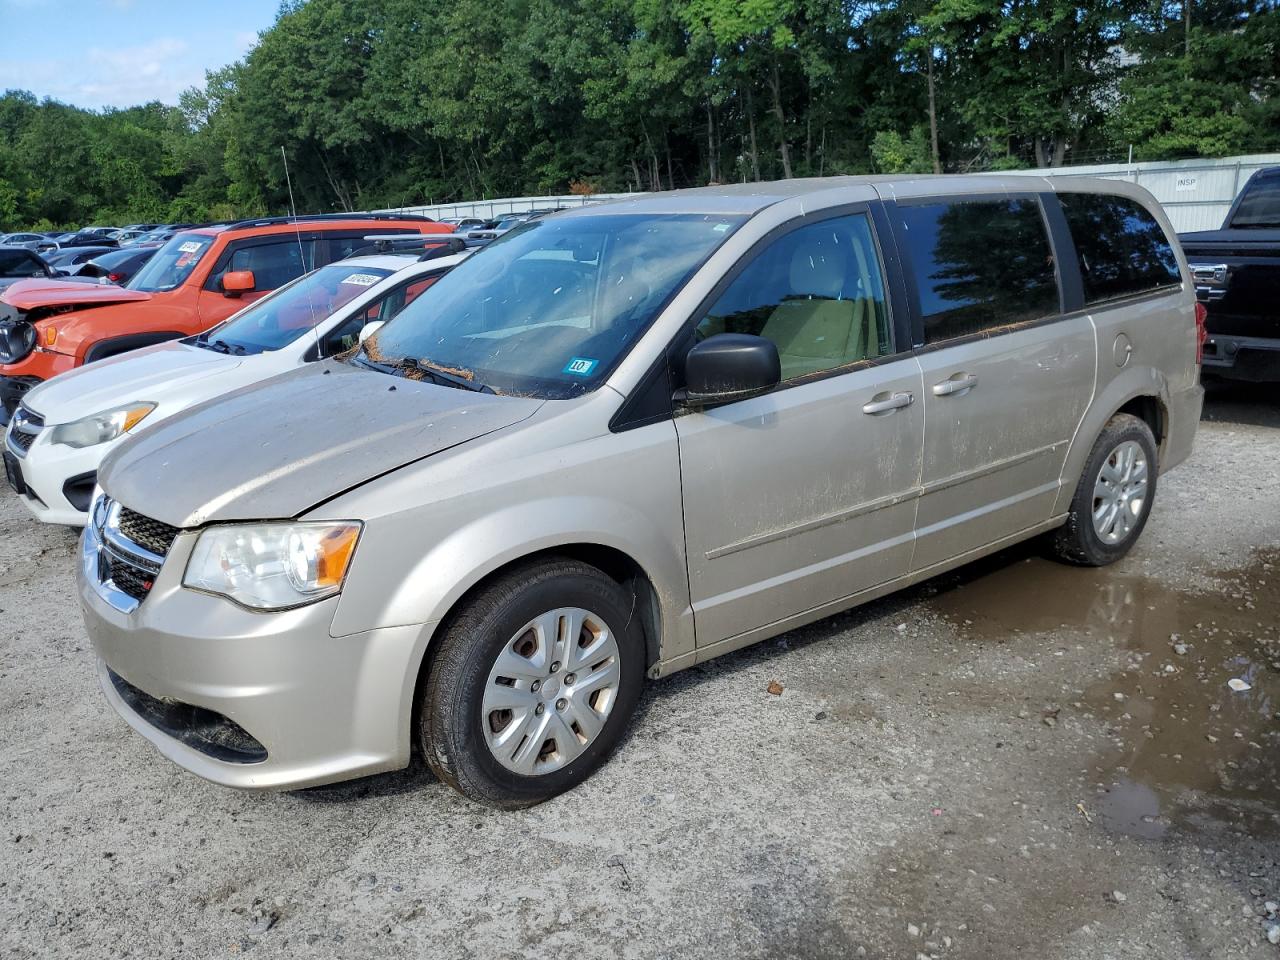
[1,380,1278,960]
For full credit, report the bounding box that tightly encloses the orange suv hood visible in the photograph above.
[2,278,153,311]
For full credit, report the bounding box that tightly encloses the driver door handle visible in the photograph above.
[932,373,978,397]
[862,391,914,415]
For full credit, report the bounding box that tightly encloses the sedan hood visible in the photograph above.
[1,277,152,310]
[99,362,544,527]
[23,341,240,424]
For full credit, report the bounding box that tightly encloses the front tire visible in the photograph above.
[419,558,645,808]
[1048,413,1158,567]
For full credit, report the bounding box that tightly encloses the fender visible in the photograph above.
[83,331,186,364]
[331,493,695,655]
[1053,363,1171,516]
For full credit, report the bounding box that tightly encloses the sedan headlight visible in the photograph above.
[183,522,362,610]
[49,402,156,448]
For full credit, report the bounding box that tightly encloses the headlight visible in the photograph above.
[0,319,37,364]
[49,402,155,448]
[183,522,362,610]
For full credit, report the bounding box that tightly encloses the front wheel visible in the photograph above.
[419,559,646,808]
[1048,413,1158,567]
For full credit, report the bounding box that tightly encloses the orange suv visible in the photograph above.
[0,214,451,422]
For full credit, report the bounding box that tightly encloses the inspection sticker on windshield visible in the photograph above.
[563,357,598,376]
[342,273,382,287]
[178,241,202,253]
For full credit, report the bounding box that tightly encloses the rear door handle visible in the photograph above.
[932,373,978,397]
[862,391,914,415]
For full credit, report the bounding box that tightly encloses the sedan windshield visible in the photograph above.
[197,263,394,355]
[362,212,744,398]
[127,232,215,292]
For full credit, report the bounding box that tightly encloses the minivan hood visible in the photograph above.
[23,341,240,424]
[1,277,152,310]
[99,362,545,527]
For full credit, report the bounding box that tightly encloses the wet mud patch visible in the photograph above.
[926,546,1280,840]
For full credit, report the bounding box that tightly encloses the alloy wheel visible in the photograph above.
[1092,439,1149,545]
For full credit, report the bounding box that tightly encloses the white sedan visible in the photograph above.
[3,250,467,525]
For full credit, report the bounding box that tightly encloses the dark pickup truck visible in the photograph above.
[1179,166,1280,381]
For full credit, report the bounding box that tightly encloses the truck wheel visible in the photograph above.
[1048,413,1158,567]
[419,558,645,808]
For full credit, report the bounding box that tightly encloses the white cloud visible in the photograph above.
[0,36,206,108]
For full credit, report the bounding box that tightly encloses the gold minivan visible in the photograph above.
[78,176,1204,806]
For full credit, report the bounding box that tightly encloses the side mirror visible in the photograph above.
[222,270,255,297]
[358,320,385,344]
[682,333,781,408]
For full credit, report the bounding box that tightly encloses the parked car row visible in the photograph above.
[0,212,454,422]
[3,177,1203,810]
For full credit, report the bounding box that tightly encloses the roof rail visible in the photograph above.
[223,212,438,230]
[345,234,467,259]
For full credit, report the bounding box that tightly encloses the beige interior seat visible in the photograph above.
[762,246,869,380]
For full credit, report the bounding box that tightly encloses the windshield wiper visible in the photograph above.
[193,333,245,355]
[353,353,397,374]
[412,358,495,394]
[352,353,494,393]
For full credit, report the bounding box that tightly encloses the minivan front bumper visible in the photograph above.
[78,523,427,789]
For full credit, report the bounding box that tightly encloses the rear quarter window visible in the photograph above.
[897,197,1060,345]
[1059,194,1181,305]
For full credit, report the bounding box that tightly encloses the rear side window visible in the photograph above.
[1228,170,1280,229]
[897,198,1059,345]
[1059,194,1180,304]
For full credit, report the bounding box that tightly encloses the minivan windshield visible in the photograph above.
[361,212,744,398]
[127,232,215,292]
[196,262,394,355]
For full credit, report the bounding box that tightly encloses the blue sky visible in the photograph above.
[0,0,279,110]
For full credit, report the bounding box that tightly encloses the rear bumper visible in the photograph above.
[1162,382,1204,475]
[1202,334,1280,382]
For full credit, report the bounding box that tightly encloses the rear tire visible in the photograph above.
[419,558,645,808]
[1048,413,1158,567]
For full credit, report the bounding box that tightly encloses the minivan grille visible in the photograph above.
[117,508,180,558]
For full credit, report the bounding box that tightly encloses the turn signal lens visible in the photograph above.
[44,327,57,347]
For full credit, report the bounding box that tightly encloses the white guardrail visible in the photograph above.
[378,153,1280,235]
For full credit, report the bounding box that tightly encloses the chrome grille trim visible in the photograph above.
[6,405,43,459]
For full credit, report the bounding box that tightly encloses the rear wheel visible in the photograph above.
[1048,413,1158,567]
[419,559,645,808]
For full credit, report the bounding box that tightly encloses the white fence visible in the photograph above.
[376,193,637,221]
[377,153,1279,234]
[1002,153,1280,233]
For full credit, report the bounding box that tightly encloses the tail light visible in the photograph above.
[107,272,124,283]
[1194,302,1208,364]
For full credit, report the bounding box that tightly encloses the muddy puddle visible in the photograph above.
[925,546,1280,840]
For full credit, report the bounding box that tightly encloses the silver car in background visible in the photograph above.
[77,175,1204,807]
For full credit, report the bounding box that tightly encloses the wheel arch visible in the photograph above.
[405,541,666,758]
[1055,367,1172,516]
[83,331,185,363]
